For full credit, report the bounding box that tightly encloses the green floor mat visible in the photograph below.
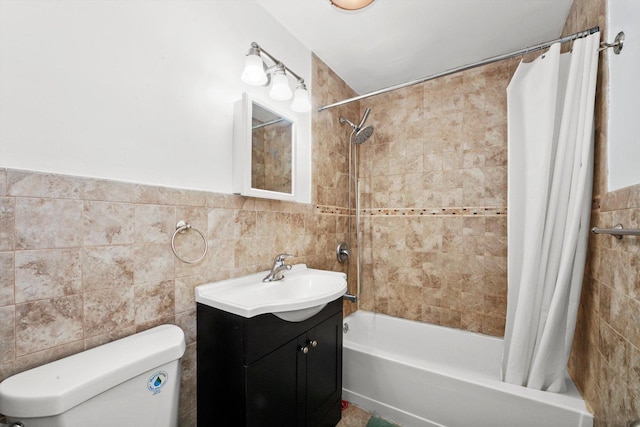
[366,416,397,427]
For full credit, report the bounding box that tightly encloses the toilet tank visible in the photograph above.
[0,324,186,427]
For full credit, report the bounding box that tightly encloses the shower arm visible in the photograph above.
[341,108,371,131]
[340,117,358,130]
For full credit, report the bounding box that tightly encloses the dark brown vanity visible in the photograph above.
[197,298,343,426]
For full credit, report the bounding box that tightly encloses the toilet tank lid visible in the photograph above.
[0,324,186,418]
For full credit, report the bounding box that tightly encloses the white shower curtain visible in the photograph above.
[502,32,599,392]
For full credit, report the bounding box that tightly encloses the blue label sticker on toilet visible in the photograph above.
[147,371,168,395]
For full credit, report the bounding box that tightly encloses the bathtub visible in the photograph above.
[342,311,593,427]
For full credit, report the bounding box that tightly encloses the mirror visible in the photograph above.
[251,103,293,194]
[233,93,297,201]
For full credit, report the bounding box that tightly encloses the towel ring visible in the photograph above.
[171,220,208,264]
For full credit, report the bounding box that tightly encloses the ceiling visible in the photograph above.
[257,0,575,95]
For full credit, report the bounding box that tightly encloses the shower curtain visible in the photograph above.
[502,32,599,392]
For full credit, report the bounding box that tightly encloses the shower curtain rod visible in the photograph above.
[317,26,600,112]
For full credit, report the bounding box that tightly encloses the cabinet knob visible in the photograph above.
[299,346,309,354]
[309,339,318,348]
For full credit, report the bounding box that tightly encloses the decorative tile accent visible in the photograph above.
[315,205,351,216]
[360,206,507,217]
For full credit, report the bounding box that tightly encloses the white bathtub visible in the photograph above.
[342,311,593,427]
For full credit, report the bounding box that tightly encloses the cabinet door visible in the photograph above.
[245,334,307,426]
[306,312,343,427]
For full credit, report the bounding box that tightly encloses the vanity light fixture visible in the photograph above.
[241,42,312,113]
[329,0,375,11]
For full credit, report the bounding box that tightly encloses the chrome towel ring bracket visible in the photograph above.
[171,220,208,264]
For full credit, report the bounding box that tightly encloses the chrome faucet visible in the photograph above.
[262,253,294,282]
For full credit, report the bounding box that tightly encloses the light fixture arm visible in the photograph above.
[242,41,312,112]
[249,42,306,85]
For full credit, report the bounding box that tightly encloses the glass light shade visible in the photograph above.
[330,0,375,10]
[241,54,268,86]
[269,72,293,101]
[291,86,312,113]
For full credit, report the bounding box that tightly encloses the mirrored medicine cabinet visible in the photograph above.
[233,93,300,202]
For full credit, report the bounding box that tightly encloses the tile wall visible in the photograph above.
[353,60,519,336]
[0,55,357,425]
[312,53,362,310]
[563,0,640,425]
[0,168,352,424]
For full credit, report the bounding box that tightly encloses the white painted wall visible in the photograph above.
[607,0,640,191]
[0,0,311,199]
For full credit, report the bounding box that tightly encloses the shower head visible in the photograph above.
[354,125,374,144]
[339,107,374,144]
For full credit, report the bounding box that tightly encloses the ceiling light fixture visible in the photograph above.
[240,42,311,113]
[329,0,375,11]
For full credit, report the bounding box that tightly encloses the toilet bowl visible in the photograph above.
[0,324,186,427]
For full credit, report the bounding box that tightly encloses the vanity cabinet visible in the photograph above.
[197,298,343,427]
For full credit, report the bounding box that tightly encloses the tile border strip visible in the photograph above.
[315,205,507,217]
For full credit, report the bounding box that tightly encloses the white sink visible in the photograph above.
[195,264,347,321]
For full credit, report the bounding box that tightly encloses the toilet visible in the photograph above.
[0,324,186,427]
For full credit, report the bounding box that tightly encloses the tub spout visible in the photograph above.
[343,293,357,303]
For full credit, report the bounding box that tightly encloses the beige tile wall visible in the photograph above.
[0,168,352,425]
[563,0,640,425]
[312,53,361,315]
[350,60,518,336]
